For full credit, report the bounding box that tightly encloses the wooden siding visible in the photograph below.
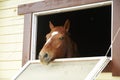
[0,0,44,80]
[96,73,120,80]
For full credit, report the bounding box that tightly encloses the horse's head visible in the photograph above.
[39,20,73,64]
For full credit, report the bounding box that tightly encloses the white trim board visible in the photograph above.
[13,56,110,80]
[34,1,112,16]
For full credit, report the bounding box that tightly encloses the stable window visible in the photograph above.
[31,1,112,60]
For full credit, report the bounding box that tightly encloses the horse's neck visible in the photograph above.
[66,38,78,57]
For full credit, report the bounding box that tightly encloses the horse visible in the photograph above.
[39,19,79,64]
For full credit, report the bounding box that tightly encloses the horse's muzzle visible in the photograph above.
[39,52,51,65]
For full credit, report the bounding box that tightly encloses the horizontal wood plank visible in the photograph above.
[0,43,23,52]
[0,8,18,18]
[0,16,23,22]
[96,73,120,80]
[0,0,9,2]
[0,61,21,70]
[0,78,10,80]
[0,0,19,10]
[0,25,23,35]
[0,52,22,61]
[18,0,109,15]
[0,69,19,78]
[0,34,23,43]
[0,18,24,27]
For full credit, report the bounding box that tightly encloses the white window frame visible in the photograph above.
[31,1,113,60]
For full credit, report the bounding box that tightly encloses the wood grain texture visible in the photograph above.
[0,0,23,80]
[0,18,24,27]
[0,61,21,70]
[0,43,23,52]
[0,52,22,61]
[112,0,120,76]
[22,13,32,66]
[0,7,18,18]
[0,25,23,35]
[0,0,19,9]
[0,69,19,78]
[18,0,109,15]
[96,72,120,80]
[0,34,23,43]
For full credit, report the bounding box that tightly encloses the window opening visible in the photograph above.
[35,5,111,59]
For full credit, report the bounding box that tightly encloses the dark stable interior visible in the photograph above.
[36,5,111,59]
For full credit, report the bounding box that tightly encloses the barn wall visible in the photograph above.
[0,0,43,80]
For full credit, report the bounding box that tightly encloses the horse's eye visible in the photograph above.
[59,36,64,40]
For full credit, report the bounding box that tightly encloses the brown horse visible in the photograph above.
[39,19,78,64]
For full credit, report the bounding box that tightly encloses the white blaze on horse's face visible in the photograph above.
[45,31,59,45]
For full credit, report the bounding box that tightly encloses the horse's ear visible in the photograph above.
[49,21,54,30]
[64,19,70,32]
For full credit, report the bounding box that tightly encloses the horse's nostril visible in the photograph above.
[43,53,49,59]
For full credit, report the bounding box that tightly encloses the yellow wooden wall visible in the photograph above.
[0,0,43,80]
